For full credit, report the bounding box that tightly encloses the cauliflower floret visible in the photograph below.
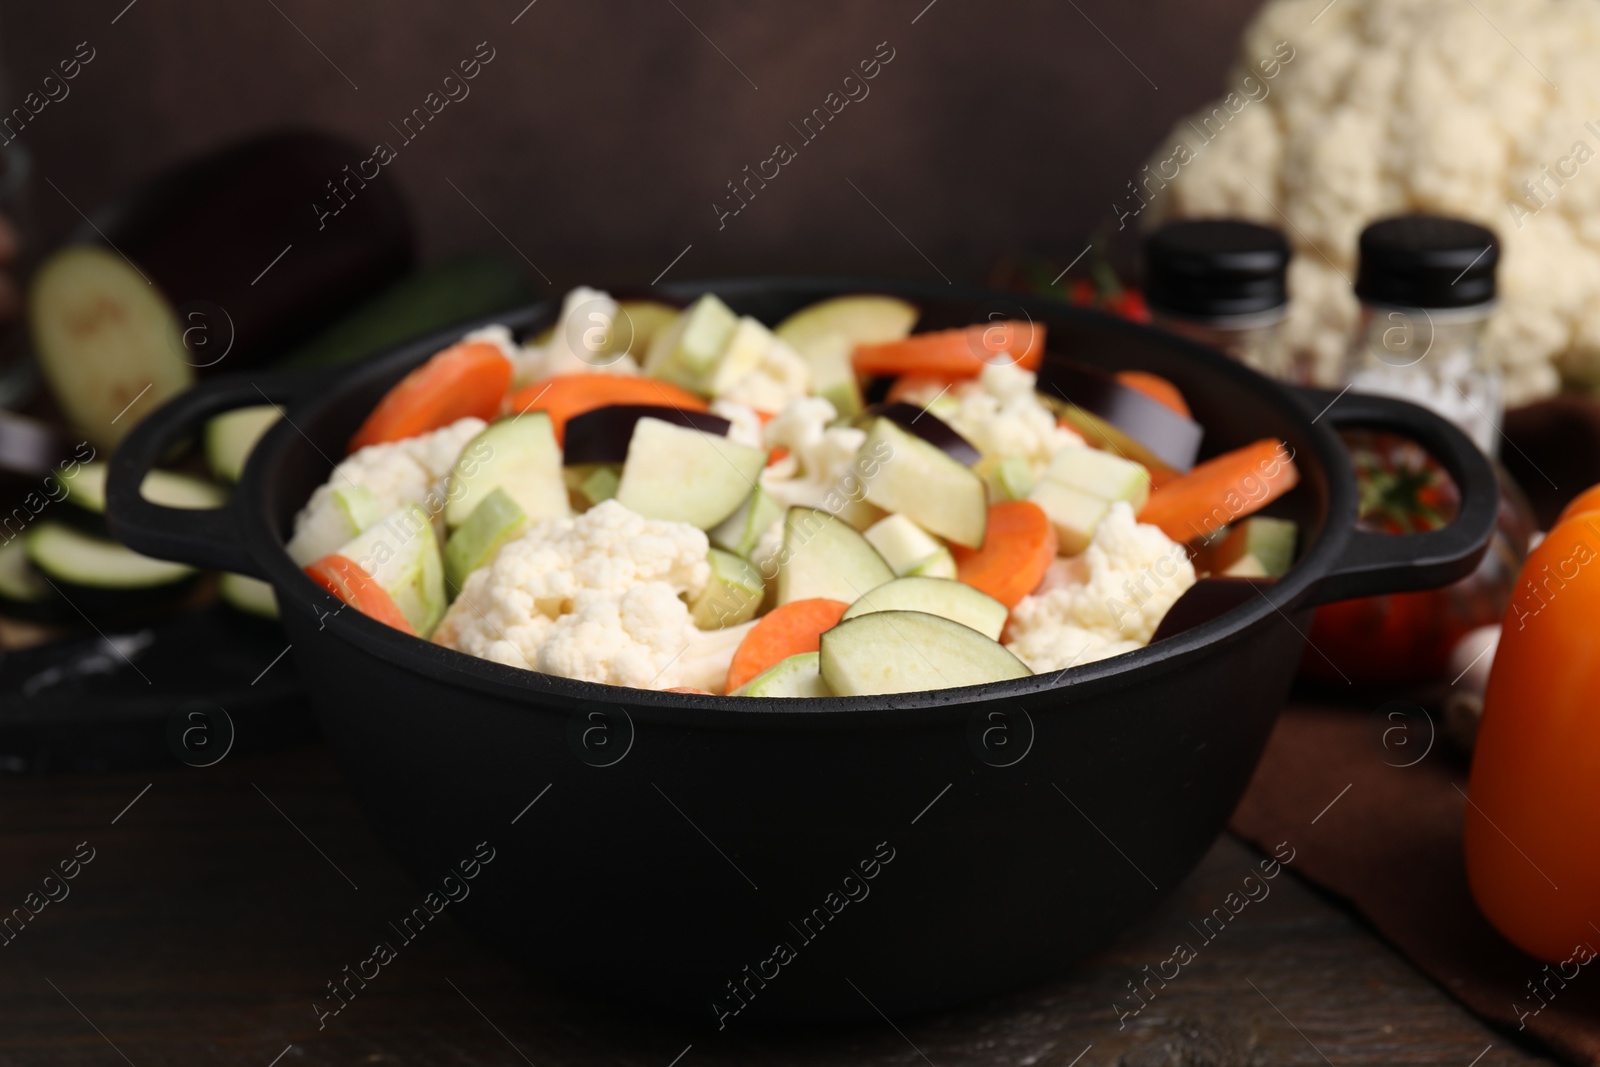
[1143,0,1600,402]
[718,337,812,413]
[1005,502,1196,671]
[757,396,871,514]
[709,399,766,450]
[286,417,485,563]
[432,500,712,689]
[514,286,642,384]
[941,364,1084,476]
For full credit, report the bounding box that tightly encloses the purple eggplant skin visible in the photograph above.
[562,405,733,466]
[81,130,414,372]
[868,401,982,466]
[1037,358,1204,472]
[1151,576,1276,643]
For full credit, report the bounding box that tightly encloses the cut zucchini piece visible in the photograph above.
[709,485,783,559]
[706,316,777,396]
[578,465,620,508]
[1043,447,1150,511]
[642,293,739,393]
[840,575,1008,640]
[614,417,766,529]
[732,651,831,698]
[26,521,195,590]
[689,548,765,629]
[205,405,280,483]
[1028,478,1110,556]
[1206,516,1296,578]
[332,504,447,637]
[286,483,384,566]
[819,610,1031,696]
[219,572,279,619]
[444,413,569,530]
[64,461,225,517]
[444,487,528,592]
[0,536,50,604]
[982,455,1034,502]
[863,514,946,577]
[858,418,987,548]
[776,507,893,605]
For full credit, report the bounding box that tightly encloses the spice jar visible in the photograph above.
[1144,220,1297,381]
[1344,214,1501,455]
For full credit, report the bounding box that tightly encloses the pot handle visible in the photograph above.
[1298,388,1501,606]
[107,369,325,579]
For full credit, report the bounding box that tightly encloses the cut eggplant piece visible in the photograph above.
[864,402,981,467]
[981,455,1034,502]
[444,414,569,530]
[444,487,528,592]
[643,293,739,393]
[709,485,783,559]
[1042,447,1151,512]
[1040,360,1203,473]
[819,610,1030,696]
[840,575,1008,640]
[578,465,620,508]
[732,651,831,698]
[562,405,732,466]
[26,521,195,591]
[331,504,447,637]
[1150,576,1276,643]
[689,549,765,629]
[1027,478,1110,556]
[205,405,280,483]
[29,245,193,445]
[33,132,414,444]
[614,418,766,529]
[773,294,919,353]
[285,483,383,566]
[776,507,894,605]
[219,572,279,620]
[1201,516,1297,578]
[858,418,987,548]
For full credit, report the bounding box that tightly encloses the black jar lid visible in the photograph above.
[1355,214,1499,309]
[1144,220,1290,319]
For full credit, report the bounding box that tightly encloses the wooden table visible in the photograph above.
[0,743,1556,1067]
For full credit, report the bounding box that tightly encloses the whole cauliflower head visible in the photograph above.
[1143,0,1600,402]
[1005,502,1195,671]
[433,499,712,689]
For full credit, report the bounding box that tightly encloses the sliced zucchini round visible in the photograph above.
[219,571,279,620]
[26,522,195,590]
[205,405,280,483]
[64,461,226,516]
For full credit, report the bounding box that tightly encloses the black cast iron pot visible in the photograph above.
[108,279,1497,1028]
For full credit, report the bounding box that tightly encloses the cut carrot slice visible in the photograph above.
[853,321,1045,379]
[304,555,416,635]
[1115,370,1190,419]
[507,374,708,444]
[725,598,849,693]
[1138,439,1299,543]
[348,341,512,453]
[951,501,1058,609]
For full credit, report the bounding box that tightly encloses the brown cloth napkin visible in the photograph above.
[1229,700,1600,1065]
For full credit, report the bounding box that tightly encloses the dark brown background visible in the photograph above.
[3,0,1262,288]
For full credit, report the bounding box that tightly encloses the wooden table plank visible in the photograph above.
[0,744,1555,1066]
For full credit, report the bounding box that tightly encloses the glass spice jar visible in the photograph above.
[1144,219,1299,381]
